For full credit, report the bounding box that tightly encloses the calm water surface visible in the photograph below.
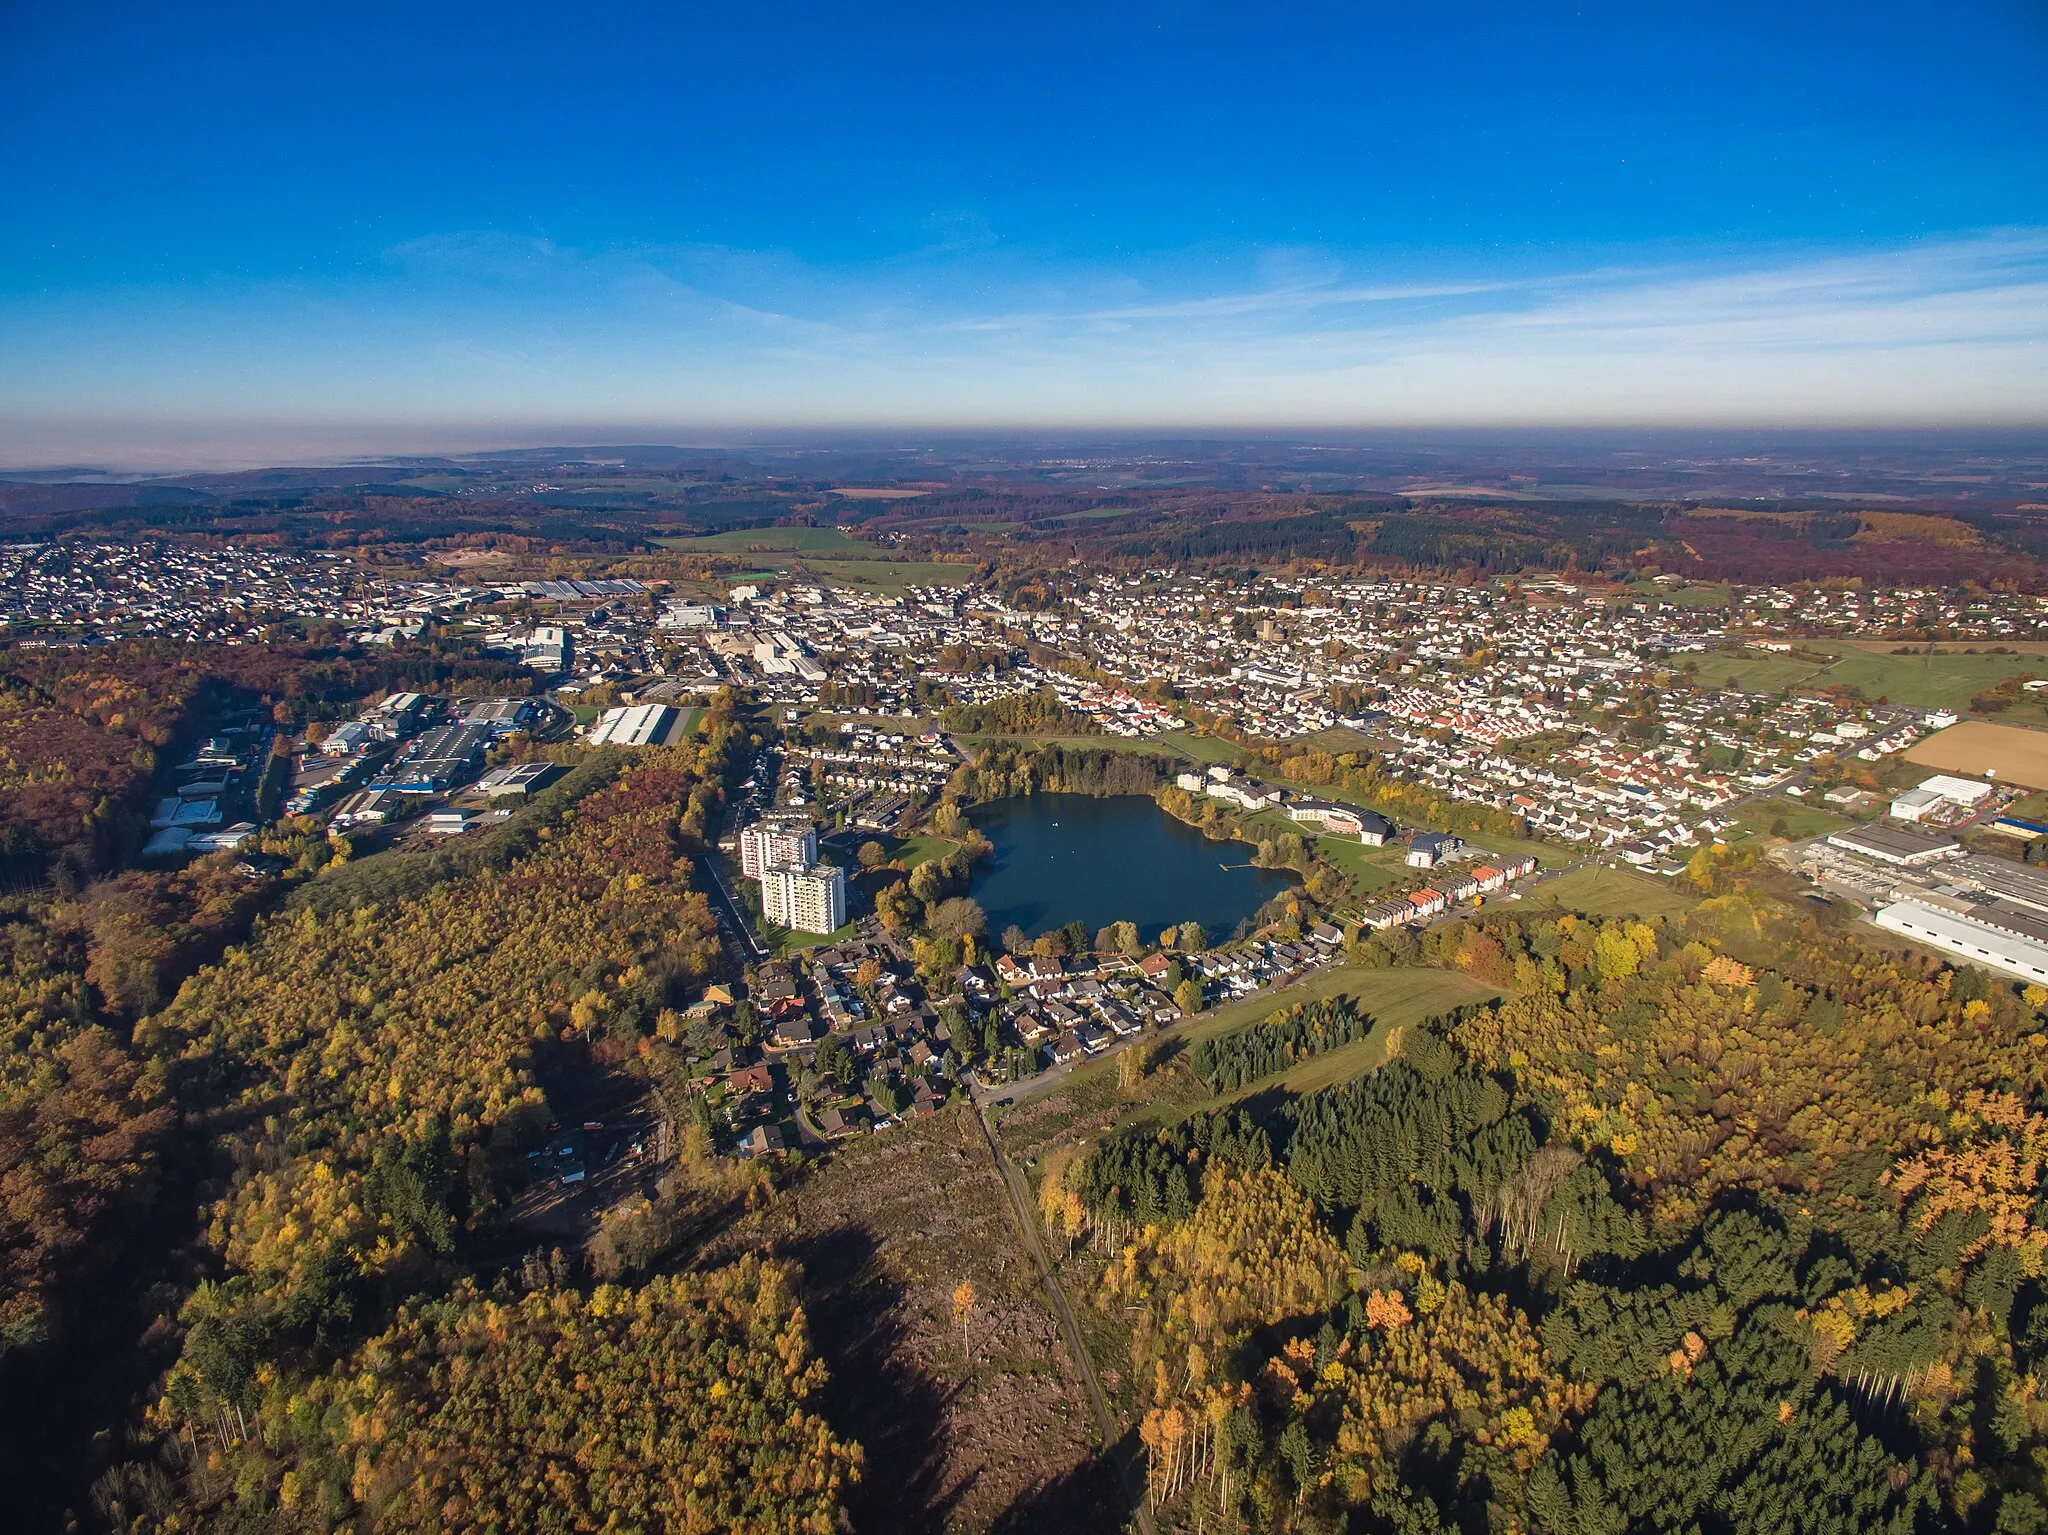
[968,793,1299,941]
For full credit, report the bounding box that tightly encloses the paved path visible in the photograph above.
[967,1091,1156,1535]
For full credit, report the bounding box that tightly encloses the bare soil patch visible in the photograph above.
[710,1107,1124,1534]
[1906,720,2048,791]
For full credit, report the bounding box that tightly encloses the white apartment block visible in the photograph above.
[763,863,846,934]
[740,816,818,878]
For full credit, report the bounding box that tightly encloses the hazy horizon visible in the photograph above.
[6,2,2047,467]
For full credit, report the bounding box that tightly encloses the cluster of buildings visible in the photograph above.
[303,693,557,830]
[1773,771,2048,984]
[1357,850,1542,931]
[994,930,1347,1064]
[786,725,959,798]
[738,812,847,935]
[142,724,274,857]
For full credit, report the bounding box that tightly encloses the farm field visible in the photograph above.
[1906,720,2048,791]
[1700,642,2042,710]
[649,529,972,591]
[799,557,973,592]
[655,527,867,553]
[1534,864,1702,920]
[1633,580,1733,608]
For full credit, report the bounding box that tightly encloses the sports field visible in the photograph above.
[1905,721,2048,791]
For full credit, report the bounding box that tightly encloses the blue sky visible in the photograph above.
[2,0,2045,465]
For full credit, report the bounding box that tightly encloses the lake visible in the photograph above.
[967,793,1300,942]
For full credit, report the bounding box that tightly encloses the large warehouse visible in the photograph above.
[587,703,681,747]
[1873,899,2048,986]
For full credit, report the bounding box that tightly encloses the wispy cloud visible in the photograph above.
[2,227,2044,464]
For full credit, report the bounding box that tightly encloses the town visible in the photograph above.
[28,534,2048,1163]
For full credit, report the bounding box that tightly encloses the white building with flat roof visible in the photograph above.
[763,863,846,934]
[1919,774,1993,807]
[1874,899,2048,986]
[587,703,677,747]
[1891,787,1944,822]
[739,815,818,878]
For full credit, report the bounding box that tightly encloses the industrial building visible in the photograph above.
[1824,824,1960,868]
[1919,774,1994,808]
[586,702,680,747]
[462,697,541,736]
[1874,899,2048,986]
[520,625,570,673]
[392,723,490,790]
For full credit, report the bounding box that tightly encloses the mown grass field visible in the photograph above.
[1700,642,2044,711]
[650,528,973,593]
[1729,796,1855,842]
[1533,864,1701,920]
[798,557,973,592]
[1632,581,1733,609]
[1155,730,1244,764]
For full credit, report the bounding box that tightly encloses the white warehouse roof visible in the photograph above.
[588,703,678,748]
[1874,900,2048,986]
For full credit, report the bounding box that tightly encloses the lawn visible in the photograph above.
[1236,806,1409,893]
[767,917,862,957]
[1731,796,1853,842]
[1532,865,1701,921]
[1304,835,1411,894]
[886,833,962,870]
[1155,730,1244,765]
[1264,770,1563,868]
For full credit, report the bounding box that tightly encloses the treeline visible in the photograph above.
[939,684,1101,736]
[1047,887,2048,1532]
[953,741,1171,801]
[1187,994,1371,1092]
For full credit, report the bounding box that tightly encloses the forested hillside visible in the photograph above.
[2,690,864,1532]
[1049,888,2048,1533]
